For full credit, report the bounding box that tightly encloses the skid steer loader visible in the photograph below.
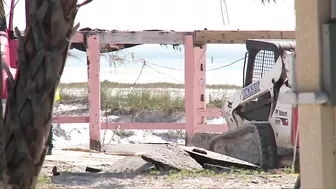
[209,39,299,170]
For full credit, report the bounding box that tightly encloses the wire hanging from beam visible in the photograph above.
[207,57,244,71]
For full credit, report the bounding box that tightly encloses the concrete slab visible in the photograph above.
[109,156,155,173]
[141,143,203,171]
[104,143,176,155]
[46,149,124,166]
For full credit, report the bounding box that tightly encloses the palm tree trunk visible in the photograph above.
[3,0,78,188]
[0,0,6,31]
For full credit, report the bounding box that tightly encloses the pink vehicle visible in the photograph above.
[1,0,18,99]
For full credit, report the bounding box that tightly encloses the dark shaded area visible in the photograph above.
[293,174,300,189]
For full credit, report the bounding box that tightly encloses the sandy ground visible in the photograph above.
[45,91,297,189]
[38,150,298,189]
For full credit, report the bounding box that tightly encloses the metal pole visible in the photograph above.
[331,0,336,19]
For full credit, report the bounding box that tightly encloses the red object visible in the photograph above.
[1,0,18,99]
[291,107,300,147]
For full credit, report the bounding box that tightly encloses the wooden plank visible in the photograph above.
[24,30,295,45]
[52,116,89,123]
[101,123,185,130]
[97,31,193,44]
[70,30,295,45]
[194,30,295,44]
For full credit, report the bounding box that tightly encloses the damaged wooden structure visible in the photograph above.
[52,29,295,151]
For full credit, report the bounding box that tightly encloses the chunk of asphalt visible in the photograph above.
[141,143,203,172]
[109,156,155,173]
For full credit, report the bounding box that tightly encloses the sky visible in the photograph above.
[4,0,295,31]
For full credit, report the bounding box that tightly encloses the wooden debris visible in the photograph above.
[85,167,102,173]
[52,166,60,176]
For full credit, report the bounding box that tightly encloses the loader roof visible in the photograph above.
[246,39,296,52]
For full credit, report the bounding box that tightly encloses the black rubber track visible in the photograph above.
[208,122,278,170]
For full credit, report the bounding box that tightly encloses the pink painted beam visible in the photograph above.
[184,35,208,145]
[101,123,185,130]
[71,32,84,43]
[194,124,228,133]
[86,34,102,151]
[184,35,196,145]
[193,43,207,124]
[52,116,89,123]
[198,108,223,117]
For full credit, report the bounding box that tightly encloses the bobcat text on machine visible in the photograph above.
[209,39,299,170]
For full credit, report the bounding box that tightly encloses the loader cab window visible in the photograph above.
[243,49,277,87]
[252,50,276,82]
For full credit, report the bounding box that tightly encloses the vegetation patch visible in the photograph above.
[59,80,242,90]
[147,167,295,181]
[57,82,239,115]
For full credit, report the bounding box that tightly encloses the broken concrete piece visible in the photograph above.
[141,144,203,171]
[109,156,155,173]
[180,146,259,170]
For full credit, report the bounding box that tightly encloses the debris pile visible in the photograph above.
[104,143,258,174]
[52,143,259,176]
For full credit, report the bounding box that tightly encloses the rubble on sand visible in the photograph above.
[106,143,259,174]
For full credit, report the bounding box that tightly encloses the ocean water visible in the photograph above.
[62,44,247,86]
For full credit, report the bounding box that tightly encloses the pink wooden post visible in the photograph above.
[184,35,207,145]
[86,34,101,151]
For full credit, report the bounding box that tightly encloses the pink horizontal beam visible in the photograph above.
[101,123,185,130]
[194,124,228,133]
[198,108,223,117]
[71,32,84,43]
[52,117,228,133]
[52,116,89,123]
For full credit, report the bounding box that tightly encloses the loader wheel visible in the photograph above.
[208,123,278,170]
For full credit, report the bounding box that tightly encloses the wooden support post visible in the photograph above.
[184,35,207,145]
[184,35,194,145]
[194,43,207,131]
[86,34,101,151]
[295,0,336,188]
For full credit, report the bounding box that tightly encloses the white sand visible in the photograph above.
[53,117,226,150]
[53,86,234,150]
